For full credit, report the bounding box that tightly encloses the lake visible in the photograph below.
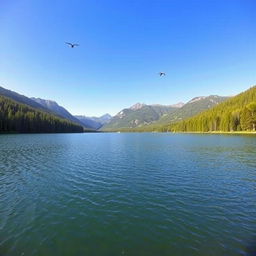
[0,133,255,256]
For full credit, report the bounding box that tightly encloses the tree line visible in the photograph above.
[0,95,84,133]
[170,86,256,132]
[120,86,256,133]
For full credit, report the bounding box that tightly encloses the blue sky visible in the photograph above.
[0,0,255,116]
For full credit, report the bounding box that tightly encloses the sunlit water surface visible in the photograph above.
[0,133,255,256]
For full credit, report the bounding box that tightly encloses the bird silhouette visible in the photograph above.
[65,42,79,48]
[159,72,166,76]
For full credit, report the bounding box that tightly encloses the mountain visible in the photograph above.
[0,86,50,111]
[94,113,112,123]
[171,102,185,108]
[85,113,112,125]
[4,84,253,133]
[31,97,88,128]
[101,95,229,132]
[0,95,83,133]
[75,114,112,130]
[101,103,181,131]
[0,86,85,127]
[157,95,229,124]
[130,103,146,110]
[171,86,256,132]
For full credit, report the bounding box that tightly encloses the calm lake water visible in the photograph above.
[0,133,255,256]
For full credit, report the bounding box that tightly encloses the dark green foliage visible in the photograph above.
[0,86,91,129]
[0,95,83,133]
[171,86,256,132]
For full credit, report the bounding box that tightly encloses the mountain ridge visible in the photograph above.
[0,86,51,112]
[2,85,255,133]
[101,103,181,131]
[31,97,88,128]
[171,86,256,132]
[75,114,112,130]
[101,95,228,131]
[157,95,229,125]
[0,94,84,133]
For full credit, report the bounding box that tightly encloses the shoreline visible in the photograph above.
[103,130,256,135]
[1,131,256,135]
[172,131,256,135]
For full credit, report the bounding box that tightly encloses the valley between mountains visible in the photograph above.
[0,85,256,133]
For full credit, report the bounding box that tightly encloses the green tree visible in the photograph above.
[246,102,256,130]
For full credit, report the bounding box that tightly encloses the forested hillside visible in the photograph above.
[101,104,179,131]
[31,97,88,128]
[102,95,228,132]
[0,86,49,111]
[171,86,256,132]
[158,95,228,124]
[0,95,83,133]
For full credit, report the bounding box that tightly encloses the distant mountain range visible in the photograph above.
[0,86,111,132]
[172,86,256,132]
[0,86,84,133]
[101,103,181,131]
[0,86,51,112]
[157,95,229,124]
[1,84,255,133]
[31,98,112,130]
[75,114,112,130]
[101,96,228,131]
[31,97,86,128]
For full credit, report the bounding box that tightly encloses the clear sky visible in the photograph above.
[0,0,255,116]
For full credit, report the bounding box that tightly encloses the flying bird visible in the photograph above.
[159,72,166,76]
[65,42,79,48]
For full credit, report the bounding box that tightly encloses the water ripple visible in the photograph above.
[0,133,256,256]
